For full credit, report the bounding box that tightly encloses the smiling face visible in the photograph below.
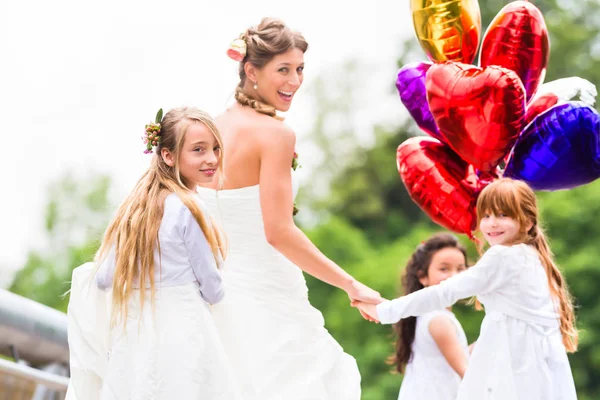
[479,212,522,246]
[177,123,221,188]
[247,48,305,112]
[475,179,537,247]
[161,121,221,190]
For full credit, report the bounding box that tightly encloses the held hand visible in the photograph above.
[358,308,379,323]
[352,301,380,323]
[345,280,383,304]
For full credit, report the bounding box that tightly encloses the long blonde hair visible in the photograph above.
[234,17,308,117]
[96,107,227,327]
[476,178,578,352]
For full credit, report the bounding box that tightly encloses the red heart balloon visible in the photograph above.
[426,61,526,172]
[397,136,488,238]
[480,1,549,101]
[524,92,559,127]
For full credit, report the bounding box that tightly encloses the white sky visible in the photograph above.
[0,0,413,284]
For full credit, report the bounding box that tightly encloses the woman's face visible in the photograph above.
[251,47,305,112]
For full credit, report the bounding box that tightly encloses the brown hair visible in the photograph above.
[476,178,578,352]
[96,107,227,327]
[390,233,468,373]
[234,17,308,117]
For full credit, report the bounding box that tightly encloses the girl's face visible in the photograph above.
[178,123,221,189]
[479,211,524,246]
[419,247,467,287]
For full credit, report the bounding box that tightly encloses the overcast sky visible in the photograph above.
[0,0,414,285]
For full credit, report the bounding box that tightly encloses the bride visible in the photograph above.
[197,17,382,400]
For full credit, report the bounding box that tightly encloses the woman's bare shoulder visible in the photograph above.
[217,107,295,142]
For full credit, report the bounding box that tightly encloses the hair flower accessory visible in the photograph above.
[292,151,300,171]
[227,36,247,62]
[143,108,163,154]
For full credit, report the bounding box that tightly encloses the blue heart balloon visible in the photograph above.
[505,102,600,190]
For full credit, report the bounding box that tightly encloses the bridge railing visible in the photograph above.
[0,289,69,399]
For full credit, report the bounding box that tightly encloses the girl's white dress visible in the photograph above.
[66,194,241,400]
[398,309,468,400]
[197,181,361,400]
[377,244,577,400]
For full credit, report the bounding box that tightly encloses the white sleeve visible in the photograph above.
[180,204,224,305]
[376,245,521,324]
[95,248,115,291]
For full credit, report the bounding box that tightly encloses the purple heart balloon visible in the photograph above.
[504,102,600,190]
[396,62,442,141]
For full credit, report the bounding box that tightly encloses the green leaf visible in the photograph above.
[155,108,163,124]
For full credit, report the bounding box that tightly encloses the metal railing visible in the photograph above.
[0,289,69,399]
[0,290,69,366]
[0,358,68,391]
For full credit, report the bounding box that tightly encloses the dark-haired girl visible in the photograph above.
[391,233,470,400]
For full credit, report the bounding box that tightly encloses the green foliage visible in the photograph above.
[325,123,432,243]
[9,173,112,312]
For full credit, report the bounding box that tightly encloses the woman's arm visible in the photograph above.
[257,123,381,304]
[429,315,468,378]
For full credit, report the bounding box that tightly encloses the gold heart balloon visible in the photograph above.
[411,0,482,64]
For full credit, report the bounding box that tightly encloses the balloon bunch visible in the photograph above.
[396,0,600,238]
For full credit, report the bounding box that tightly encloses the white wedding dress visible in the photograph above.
[197,178,361,400]
[66,267,242,399]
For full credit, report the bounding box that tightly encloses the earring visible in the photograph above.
[253,82,258,90]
